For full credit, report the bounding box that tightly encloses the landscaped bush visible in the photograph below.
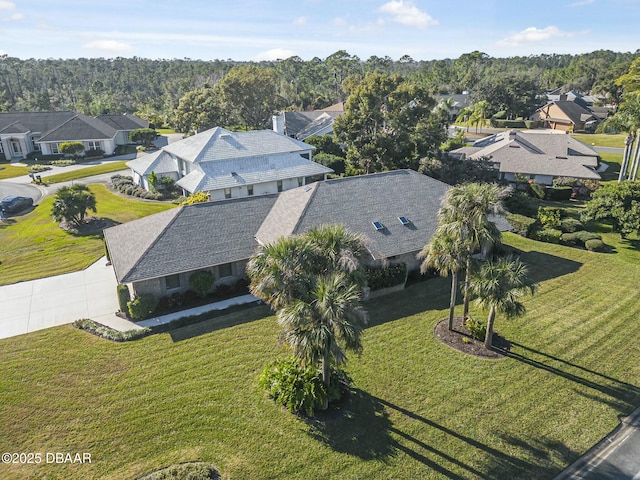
[259,357,348,416]
[117,284,131,314]
[73,319,150,342]
[548,186,573,201]
[365,263,407,290]
[560,218,584,233]
[537,207,563,229]
[506,214,537,237]
[127,294,158,320]
[560,232,578,246]
[137,462,220,480]
[28,164,52,173]
[575,230,602,245]
[189,270,215,298]
[504,190,539,217]
[529,183,546,200]
[85,148,104,158]
[50,159,76,167]
[465,317,487,341]
[531,228,563,244]
[585,239,606,252]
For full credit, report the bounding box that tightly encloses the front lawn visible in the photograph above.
[572,133,627,148]
[0,163,30,180]
[41,161,129,184]
[0,184,174,285]
[1,232,639,479]
[598,152,623,183]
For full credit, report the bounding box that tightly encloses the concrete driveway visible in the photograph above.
[0,257,120,339]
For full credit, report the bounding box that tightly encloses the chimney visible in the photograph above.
[559,94,568,102]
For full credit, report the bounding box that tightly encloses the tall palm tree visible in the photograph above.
[247,225,368,409]
[438,183,506,320]
[468,256,538,349]
[278,272,367,409]
[419,227,468,330]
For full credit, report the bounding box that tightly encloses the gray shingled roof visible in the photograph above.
[95,114,148,131]
[256,169,453,260]
[104,195,278,283]
[0,111,77,136]
[127,150,177,176]
[452,130,600,181]
[38,114,117,142]
[163,127,313,164]
[541,101,597,125]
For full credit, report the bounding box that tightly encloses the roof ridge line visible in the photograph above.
[290,182,319,236]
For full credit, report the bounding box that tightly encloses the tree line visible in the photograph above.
[1,49,637,128]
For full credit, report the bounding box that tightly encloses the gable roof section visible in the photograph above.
[96,114,148,131]
[127,150,177,176]
[0,111,77,136]
[104,195,278,283]
[38,114,118,142]
[163,127,313,164]
[542,101,596,125]
[256,169,452,260]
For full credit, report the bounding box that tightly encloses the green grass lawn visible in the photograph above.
[0,184,173,285]
[0,163,30,180]
[598,152,623,183]
[41,161,129,184]
[572,133,627,148]
[1,231,640,479]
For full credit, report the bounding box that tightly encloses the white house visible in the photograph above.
[127,127,333,200]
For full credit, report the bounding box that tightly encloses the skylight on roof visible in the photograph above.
[372,221,384,231]
[398,216,410,225]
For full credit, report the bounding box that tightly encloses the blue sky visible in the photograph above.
[1,0,638,61]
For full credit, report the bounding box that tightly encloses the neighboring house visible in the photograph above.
[272,102,344,140]
[105,169,488,301]
[451,130,601,185]
[532,96,600,132]
[0,111,148,161]
[435,93,471,121]
[127,127,332,200]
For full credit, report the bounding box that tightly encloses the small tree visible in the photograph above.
[51,184,97,227]
[189,270,215,298]
[148,171,158,193]
[59,141,85,158]
[468,256,538,349]
[581,181,640,238]
[129,128,157,146]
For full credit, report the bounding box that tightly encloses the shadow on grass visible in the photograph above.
[512,249,582,284]
[0,218,17,228]
[498,342,640,411]
[168,304,272,342]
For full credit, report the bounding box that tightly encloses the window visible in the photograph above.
[297,177,303,187]
[224,188,232,199]
[218,263,233,278]
[277,180,283,192]
[165,274,181,290]
[247,185,254,196]
[51,143,60,154]
[87,140,102,151]
[10,139,22,154]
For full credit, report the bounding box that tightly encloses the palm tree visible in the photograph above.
[278,272,367,409]
[438,183,506,320]
[419,227,468,330]
[468,256,538,349]
[247,225,368,409]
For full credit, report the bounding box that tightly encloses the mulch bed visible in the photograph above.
[434,316,510,360]
[59,216,118,234]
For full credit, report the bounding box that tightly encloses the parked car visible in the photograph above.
[1,195,34,214]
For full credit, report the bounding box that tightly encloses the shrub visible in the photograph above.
[537,207,563,229]
[585,239,606,252]
[85,148,104,158]
[504,191,539,217]
[73,319,150,342]
[560,217,584,233]
[549,186,573,201]
[50,159,76,167]
[136,462,220,480]
[575,230,602,245]
[365,264,407,290]
[465,317,486,341]
[560,233,577,246]
[180,191,210,205]
[117,284,131,313]
[506,214,537,237]
[529,183,546,200]
[189,270,215,298]
[127,294,157,320]
[531,228,562,244]
[259,357,348,416]
[28,164,52,173]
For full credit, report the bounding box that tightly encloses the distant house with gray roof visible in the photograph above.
[272,103,344,140]
[104,169,457,301]
[127,127,332,200]
[531,97,600,132]
[452,130,600,185]
[0,111,147,161]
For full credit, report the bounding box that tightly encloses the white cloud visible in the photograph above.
[0,1,16,10]
[0,0,23,21]
[332,17,347,27]
[254,48,297,61]
[7,12,23,20]
[293,16,307,26]
[378,1,438,28]
[82,40,133,53]
[497,26,574,46]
